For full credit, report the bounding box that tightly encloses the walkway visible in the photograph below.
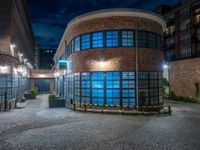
[0,95,200,150]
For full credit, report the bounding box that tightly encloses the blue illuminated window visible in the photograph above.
[81,34,91,50]
[74,37,80,52]
[92,32,103,48]
[81,72,90,104]
[74,73,80,102]
[122,31,135,46]
[106,31,119,47]
[106,72,120,105]
[92,72,104,105]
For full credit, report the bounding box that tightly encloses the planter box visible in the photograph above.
[24,93,36,99]
[49,99,65,108]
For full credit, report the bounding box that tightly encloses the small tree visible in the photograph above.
[163,78,169,97]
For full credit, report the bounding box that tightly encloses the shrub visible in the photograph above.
[34,87,39,94]
[48,93,59,101]
[163,78,169,98]
[167,91,196,103]
[30,88,37,95]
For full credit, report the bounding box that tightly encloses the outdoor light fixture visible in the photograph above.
[163,64,168,69]
[58,60,68,64]
[11,44,16,48]
[39,74,45,78]
[0,65,10,74]
[99,61,106,68]
[54,72,60,77]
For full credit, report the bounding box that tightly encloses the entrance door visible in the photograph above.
[35,79,50,93]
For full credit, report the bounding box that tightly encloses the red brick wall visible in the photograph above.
[67,48,163,73]
[56,16,163,60]
[169,58,200,98]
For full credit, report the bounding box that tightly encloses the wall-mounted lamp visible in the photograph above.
[99,61,106,68]
[163,64,168,69]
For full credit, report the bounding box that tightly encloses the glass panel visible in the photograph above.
[74,36,80,52]
[92,32,103,48]
[106,31,119,47]
[122,31,135,47]
[81,34,91,50]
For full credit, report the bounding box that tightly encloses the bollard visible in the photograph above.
[158,107,161,115]
[4,92,7,111]
[101,105,104,113]
[84,104,87,112]
[73,103,76,110]
[168,106,171,115]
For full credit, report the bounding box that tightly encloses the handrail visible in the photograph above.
[71,103,171,115]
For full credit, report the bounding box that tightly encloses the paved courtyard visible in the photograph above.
[0,94,200,150]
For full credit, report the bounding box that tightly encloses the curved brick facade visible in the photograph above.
[68,48,163,73]
[63,16,164,73]
[54,9,165,107]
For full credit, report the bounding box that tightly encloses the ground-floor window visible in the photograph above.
[55,71,162,106]
[0,74,29,103]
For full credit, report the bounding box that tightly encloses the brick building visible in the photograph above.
[156,0,200,98]
[0,0,34,110]
[53,9,166,108]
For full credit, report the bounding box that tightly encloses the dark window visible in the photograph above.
[122,72,136,106]
[106,31,119,47]
[122,31,135,47]
[138,31,148,48]
[148,32,156,49]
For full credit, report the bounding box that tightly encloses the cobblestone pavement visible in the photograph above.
[0,95,200,150]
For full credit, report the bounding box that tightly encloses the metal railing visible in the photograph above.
[70,103,171,115]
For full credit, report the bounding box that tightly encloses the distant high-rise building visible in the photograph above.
[0,0,34,110]
[34,40,40,69]
[39,49,56,69]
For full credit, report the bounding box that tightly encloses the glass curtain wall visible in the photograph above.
[56,71,161,107]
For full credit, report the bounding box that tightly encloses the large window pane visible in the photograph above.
[92,32,103,48]
[106,31,119,47]
[106,72,120,105]
[138,31,148,48]
[148,32,156,49]
[122,31,135,47]
[122,72,135,106]
[91,72,104,105]
[75,37,80,52]
[81,72,90,104]
[81,34,91,50]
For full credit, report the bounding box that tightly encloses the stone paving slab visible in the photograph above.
[0,95,200,150]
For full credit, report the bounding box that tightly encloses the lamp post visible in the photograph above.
[135,18,139,111]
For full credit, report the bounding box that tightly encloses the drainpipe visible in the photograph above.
[135,20,139,111]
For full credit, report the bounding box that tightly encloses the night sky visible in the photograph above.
[28,0,180,49]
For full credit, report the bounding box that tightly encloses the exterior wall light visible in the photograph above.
[163,64,168,69]
[11,44,16,48]
[0,65,11,74]
[99,61,106,68]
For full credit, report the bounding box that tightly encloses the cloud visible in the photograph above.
[29,0,180,49]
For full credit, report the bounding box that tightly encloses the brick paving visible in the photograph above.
[0,95,200,150]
